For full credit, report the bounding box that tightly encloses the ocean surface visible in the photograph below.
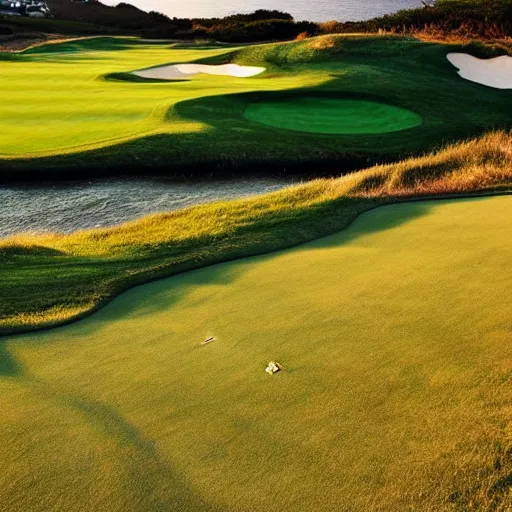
[102,0,423,22]
[0,178,291,238]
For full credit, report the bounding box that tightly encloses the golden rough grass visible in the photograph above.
[306,34,338,49]
[411,31,512,50]
[5,131,511,251]
[339,131,512,197]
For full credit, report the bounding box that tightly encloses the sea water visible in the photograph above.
[101,0,423,22]
[0,178,290,237]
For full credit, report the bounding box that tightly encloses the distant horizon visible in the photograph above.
[99,0,423,22]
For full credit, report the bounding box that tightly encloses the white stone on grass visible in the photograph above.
[265,362,281,375]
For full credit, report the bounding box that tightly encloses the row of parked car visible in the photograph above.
[0,0,51,17]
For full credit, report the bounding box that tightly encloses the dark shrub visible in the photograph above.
[211,19,319,42]
[320,0,512,37]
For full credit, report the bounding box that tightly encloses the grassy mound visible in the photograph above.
[0,35,511,178]
[0,131,510,334]
[1,195,511,511]
[0,244,63,257]
[243,97,423,134]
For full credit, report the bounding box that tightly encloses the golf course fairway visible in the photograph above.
[1,35,512,176]
[243,98,423,134]
[1,195,511,511]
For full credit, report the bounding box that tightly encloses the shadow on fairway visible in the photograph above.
[171,85,474,165]
[306,200,433,249]
[0,362,225,510]
[28,199,433,346]
[0,342,21,377]
[23,37,166,55]
[27,376,225,512]
[104,72,188,84]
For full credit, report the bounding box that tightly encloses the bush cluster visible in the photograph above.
[319,0,512,38]
[184,10,316,42]
[200,20,318,43]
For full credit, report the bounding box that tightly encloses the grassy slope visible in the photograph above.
[1,195,511,511]
[0,14,124,35]
[0,35,511,176]
[1,131,510,333]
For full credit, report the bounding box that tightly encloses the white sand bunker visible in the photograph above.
[447,53,512,89]
[133,63,266,80]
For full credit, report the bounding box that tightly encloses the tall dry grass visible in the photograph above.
[340,131,512,197]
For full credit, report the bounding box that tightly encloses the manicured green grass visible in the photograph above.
[0,34,511,177]
[0,40,244,157]
[243,98,423,134]
[2,196,511,511]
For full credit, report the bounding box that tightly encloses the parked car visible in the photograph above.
[0,0,50,17]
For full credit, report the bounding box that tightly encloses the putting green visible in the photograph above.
[243,97,423,134]
[2,196,512,511]
[2,35,512,174]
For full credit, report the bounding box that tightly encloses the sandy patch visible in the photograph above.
[133,63,266,80]
[447,53,512,89]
